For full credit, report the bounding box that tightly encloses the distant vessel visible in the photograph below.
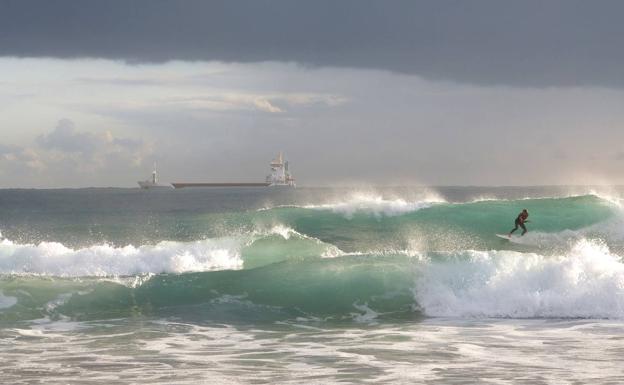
[172,152,296,188]
[266,152,296,187]
[138,165,171,189]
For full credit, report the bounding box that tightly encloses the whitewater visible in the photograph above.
[1,186,624,383]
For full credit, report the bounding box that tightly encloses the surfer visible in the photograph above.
[509,209,529,236]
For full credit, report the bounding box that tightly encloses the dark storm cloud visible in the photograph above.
[1,0,623,87]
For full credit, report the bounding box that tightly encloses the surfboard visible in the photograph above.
[496,233,524,244]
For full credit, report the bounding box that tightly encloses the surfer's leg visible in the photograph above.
[509,222,519,235]
[520,223,527,235]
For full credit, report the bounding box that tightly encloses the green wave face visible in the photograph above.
[2,192,615,251]
[247,195,618,252]
[0,255,417,323]
[241,232,341,269]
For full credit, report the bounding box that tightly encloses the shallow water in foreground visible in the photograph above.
[3,318,624,384]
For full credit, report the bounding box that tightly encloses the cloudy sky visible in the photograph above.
[1,0,624,187]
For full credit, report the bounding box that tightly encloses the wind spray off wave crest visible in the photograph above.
[301,192,445,218]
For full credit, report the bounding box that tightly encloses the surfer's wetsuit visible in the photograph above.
[509,211,529,236]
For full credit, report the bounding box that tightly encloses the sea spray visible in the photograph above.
[413,239,624,318]
[301,192,446,218]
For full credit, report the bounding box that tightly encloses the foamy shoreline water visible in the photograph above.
[2,318,623,384]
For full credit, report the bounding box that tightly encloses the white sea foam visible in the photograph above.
[414,239,624,319]
[303,193,445,218]
[0,236,246,276]
[0,226,337,277]
[267,224,298,240]
[351,302,380,323]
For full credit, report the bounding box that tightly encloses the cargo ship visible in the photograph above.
[172,152,296,189]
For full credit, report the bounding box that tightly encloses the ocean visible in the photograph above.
[1,186,624,384]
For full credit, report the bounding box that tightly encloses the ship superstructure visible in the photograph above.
[266,152,296,187]
[138,164,171,189]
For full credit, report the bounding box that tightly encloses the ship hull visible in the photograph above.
[138,181,172,189]
[170,152,295,189]
[172,182,271,189]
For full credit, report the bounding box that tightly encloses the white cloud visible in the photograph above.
[92,91,345,115]
[37,119,100,154]
[0,120,152,187]
[0,146,45,172]
[3,58,624,187]
[252,98,282,113]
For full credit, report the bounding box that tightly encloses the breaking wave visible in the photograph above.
[414,239,624,318]
[0,238,623,322]
[1,193,624,322]
[0,226,340,276]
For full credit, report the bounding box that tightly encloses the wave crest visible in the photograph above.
[0,236,245,277]
[302,192,445,218]
[0,226,344,277]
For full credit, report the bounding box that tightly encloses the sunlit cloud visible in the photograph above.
[0,119,152,187]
